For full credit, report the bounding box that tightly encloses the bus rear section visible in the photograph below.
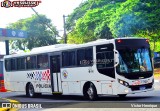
[0,60,6,92]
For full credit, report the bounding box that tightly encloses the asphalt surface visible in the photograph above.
[0,81,160,111]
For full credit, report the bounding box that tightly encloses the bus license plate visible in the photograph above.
[140,86,146,90]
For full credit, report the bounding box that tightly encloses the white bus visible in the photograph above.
[4,38,154,100]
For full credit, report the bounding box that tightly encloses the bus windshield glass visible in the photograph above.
[117,48,152,74]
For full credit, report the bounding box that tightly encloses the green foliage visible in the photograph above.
[7,14,58,50]
[66,0,128,43]
[67,0,160,52]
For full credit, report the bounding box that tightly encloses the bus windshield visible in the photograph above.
[117,48,152,74]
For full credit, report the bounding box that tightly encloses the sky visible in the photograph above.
[0,0,83,54]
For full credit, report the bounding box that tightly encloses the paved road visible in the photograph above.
[0,82,160,110]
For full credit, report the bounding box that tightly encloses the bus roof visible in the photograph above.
[4,37,146,58]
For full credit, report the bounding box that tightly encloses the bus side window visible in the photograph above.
[96,44,115,78]
[17,58,25,70]
[62,52,69,67]
[68,51,75,66]
[5,59,11,71]
[77,49,85,66]
[11,59,16,70]
[26,56,36,69]
[85,48,93,65]
[37,54,49,69]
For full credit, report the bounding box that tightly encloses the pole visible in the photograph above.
[31,7,58,36]
[5,40,9,55]
[63,15,67,44]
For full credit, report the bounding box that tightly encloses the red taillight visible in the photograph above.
[117,39,122,43]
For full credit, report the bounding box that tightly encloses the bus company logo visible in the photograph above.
[62,70,68,79]
[1,0,12,8]
[1,0,41,8]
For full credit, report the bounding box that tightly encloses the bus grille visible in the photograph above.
[129,83,153,91]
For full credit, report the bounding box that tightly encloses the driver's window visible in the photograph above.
[96,43,115,78]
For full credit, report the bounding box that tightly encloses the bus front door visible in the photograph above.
[50,55,62,93]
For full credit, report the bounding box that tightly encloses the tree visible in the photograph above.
[108,0,160,51]
[66,0,126,43]
[7,14,58,51]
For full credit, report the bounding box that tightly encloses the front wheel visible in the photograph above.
[26,83,35,98]
[84,83,98,101]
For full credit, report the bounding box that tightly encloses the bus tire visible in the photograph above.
[84,83,97,101]
[118,94,127,98]
[26,83,35,98]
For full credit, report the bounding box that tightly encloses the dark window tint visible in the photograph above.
[62,52,69,67]
[68,51,75,66]
[37,54,48,69]
[17,58,25,70]
[77,48,93,66]
[26,56,36,69]
[85,48,93,65]
[11,59,16,70]
[96,44,115,78]
[96,44,114,52]
[97,51,114,69]
[5,59,11,71]
[51,56,60,73]
[77,49,85,66]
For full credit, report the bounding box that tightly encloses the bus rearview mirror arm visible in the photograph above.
[114,49,119,67]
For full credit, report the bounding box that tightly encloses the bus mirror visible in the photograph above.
[114,50,119,67]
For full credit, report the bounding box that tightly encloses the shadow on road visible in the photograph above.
[6,94,154,102]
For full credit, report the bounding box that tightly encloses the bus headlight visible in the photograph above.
[118,79,129,87]
[124,89,129,93]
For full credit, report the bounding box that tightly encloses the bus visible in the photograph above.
[4,38,154,100]
[0,60,3,81]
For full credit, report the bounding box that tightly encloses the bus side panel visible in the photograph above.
[61,66,115,95]
[4,69,52,93]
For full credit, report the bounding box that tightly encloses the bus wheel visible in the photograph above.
[118,94,127,98]
[84,83,97,101]
[26,83,35,98]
